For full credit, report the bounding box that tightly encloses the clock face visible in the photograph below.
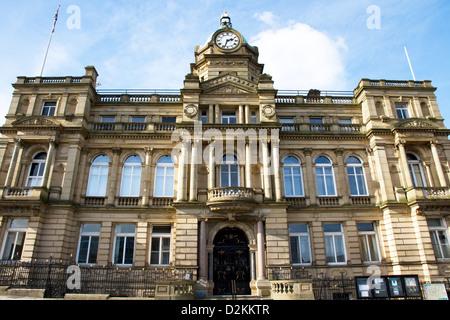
[215,31,240,50]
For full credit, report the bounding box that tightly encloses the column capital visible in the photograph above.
[144,147,154,155]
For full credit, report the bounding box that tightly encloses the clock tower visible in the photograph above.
[183,12,277,123]
[190,12,265,83]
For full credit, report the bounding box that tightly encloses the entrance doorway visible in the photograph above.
[213,227,251,295]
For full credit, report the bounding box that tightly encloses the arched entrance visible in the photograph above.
[213,227,251,295]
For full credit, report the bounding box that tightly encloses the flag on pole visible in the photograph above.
[51,5,61,34]
[40,4,61,77]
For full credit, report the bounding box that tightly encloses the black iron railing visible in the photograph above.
[0,258,196,298]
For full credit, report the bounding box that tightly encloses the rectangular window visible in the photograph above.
[150,226,171,265]
[131,116,146,123]
[1,219,28,260]
[221,111,237,124]
[357,222,381,263]
[250,111,258,124]
[310,117,323,124]
[396,103,409,119]
[101,116,116,123]
[201,110,208,124]
[289,224,312,265]
[323,223,347,264]
[113,224,136,266]
[427,218,450,259]
[338,118,352,124]
[310,117,324,132]
[161,117,176,123]
[280,117,294,131]
[41,101,57,116]
[77,224,100,264]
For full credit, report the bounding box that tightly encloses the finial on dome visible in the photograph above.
[220,11,232,28]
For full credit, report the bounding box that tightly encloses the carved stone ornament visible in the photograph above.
[184,104,198,118]
[262,105,275,119]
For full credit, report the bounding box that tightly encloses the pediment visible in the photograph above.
[201,74,257,94]
[394,118,440,130]
[12,116,61,127]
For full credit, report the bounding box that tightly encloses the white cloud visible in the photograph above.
[253,11,277,27]
[251,19,348,91]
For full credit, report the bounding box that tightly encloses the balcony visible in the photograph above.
[206,187,256,213]
[405,187,450,203]
[1,187,48,202]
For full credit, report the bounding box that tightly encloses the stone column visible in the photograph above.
[215,104,220,123]
[245,105,250,124]
[189,140,200,202]
[261,140,272,200]
[397,141,414,188]
[60,142,82,201]
[370,144,396,202]
[238,105,244,124]
[42,139,57,189]
[106,147,121,205]
[430,140,447,187]
[208,105,214,123]
[257,220,266,280]
[304,148,316,205]
[5,138,23,187]
[177,141,188,202]
[245,141,253,188]
[256,220,271,296]
[141,147,153,206]
[198,220,207,280]
[272,138,282,201]
[73,146,88,204]
[208,144,215,189]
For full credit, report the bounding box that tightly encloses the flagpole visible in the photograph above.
[404,46,416,81]
[40,5,61,77]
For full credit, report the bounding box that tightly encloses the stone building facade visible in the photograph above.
[0,14,449,298]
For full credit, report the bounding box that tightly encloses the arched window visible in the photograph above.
[26,152,47,187]
[315,156,336,196]
[154,156,174,197]
[220,154,239,187]
[120,155,142,197]
[407,153,427,187]
[283,156,304,197]
[346,156,368,196]
[86,155,110,196]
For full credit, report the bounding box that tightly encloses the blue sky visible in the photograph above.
[0,0,449,125]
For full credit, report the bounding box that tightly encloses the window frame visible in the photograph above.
[221,110,237,124]
[357,222,381,263]
[283,156,305,197]
[76,223,101,265]
[289,224,312,265]
[41,101,57,116]
[220,155,240,187]
[0,218,29,261]
[153,156,175,198]
[315,156,337,197]
[120,155,143,197]
[100,116,116,123]
[346,156,369,196]
[323,223,347,265]
[407,153,427,187]
[395,103,410,119]
[149,226,172,266]
[86,155,110,197]
[112,224,136,266]
[26,152,47,187]
[427,218,450,260]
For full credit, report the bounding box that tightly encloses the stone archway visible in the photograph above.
[212,227,251,295]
